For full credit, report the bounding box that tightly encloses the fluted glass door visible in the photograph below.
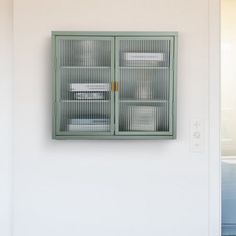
[115,37,174,135]
[55,36,114,136]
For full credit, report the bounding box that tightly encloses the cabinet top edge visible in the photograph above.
[51,31,178,37]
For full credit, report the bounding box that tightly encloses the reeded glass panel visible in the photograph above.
[118,38,171,133]
[57,38,113,134]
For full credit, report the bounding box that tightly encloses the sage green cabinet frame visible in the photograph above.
[52,31,178,140]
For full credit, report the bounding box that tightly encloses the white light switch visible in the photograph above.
[190,118,204,153]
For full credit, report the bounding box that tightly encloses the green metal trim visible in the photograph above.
[115,131,172,136]
[168,37,174,135]
[114,36,172,41]
[172,35,178,139]
[52,34,57,139]
[54,135,176,140]
[52,31,178,37]
[57,130,113,136]
[55,36,114,40]
[55,37,61,135]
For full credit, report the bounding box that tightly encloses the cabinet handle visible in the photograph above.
[115,81,118,92]
[111,81,115,92]
[111,81,119,92]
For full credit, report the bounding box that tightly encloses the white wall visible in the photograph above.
[10,0,220,236]
[0,0,12,235]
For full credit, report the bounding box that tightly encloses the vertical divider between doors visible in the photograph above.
[113,37,116,135]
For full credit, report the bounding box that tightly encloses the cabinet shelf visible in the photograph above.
[60,66,111,69]
[119,66,169,70]
[60,100,110,103]
[120,99,168,103]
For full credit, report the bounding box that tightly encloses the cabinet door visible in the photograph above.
[115,36,174,136]
[54,36,115,136]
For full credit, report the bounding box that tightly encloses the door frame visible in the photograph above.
[114,36,175,136]
[53,35,115,137]
[209,0,221,235]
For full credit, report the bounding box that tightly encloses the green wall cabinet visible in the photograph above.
[52,32,177,139]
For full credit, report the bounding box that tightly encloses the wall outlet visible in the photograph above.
[190,118,204,153]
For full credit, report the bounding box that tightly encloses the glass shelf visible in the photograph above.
[60,100,110,103]
[120,99,168,103]
[60,66,111,69]
[119,66,169,70]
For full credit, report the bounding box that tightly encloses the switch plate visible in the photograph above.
[190,118,204,153]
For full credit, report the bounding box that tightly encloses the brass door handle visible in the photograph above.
[111,81,118,92]
[111,81,115,91]
[115,81,118,91]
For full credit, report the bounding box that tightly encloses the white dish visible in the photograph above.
[70,83,110,92]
